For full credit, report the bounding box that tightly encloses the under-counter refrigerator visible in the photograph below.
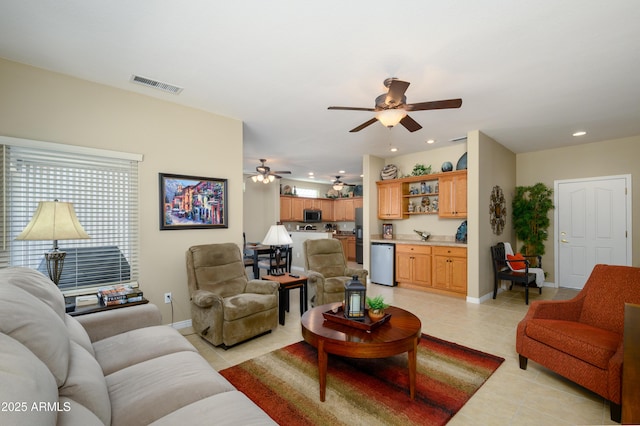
[370,242,395,286]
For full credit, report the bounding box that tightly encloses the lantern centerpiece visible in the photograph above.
[344,275,366,321]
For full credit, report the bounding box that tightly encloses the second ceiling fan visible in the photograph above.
[328,78,462,133]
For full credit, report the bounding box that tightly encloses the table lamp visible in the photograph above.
[262,224,292,276]
[15,200,90,285]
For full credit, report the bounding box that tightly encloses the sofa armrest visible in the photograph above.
[306,270,324,285]
[246,279,279,294]
[75,303,162,343]
[607,339,625,404]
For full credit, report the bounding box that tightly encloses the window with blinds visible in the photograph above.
[0,137,141,294]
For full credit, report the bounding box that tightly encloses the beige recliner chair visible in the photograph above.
[186,243,279,348]
[303,238,368,306]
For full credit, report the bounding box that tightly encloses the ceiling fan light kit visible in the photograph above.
[329,78,462,133]
[249,159,291,184]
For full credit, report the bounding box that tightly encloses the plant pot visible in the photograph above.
[368,309,385,322]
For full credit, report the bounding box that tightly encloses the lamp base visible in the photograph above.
[45,250,66,286]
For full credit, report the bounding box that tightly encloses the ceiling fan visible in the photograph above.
[249,159,291,184]
[328,78,462,133]
[332,176,356,191]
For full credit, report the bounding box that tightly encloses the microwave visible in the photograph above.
[303,209,322,223]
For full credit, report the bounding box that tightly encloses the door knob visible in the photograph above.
[561,239,569,243]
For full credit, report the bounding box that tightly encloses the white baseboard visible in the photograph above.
[169,319,192,330]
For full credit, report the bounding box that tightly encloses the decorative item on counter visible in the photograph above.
[382,223,393,239]
[411,163,431,176]
[366,295,389,321]
[456,152,468,170]
[292,185,297,196]
[344,275,366,320]
[441,161,453,172]
[282,185,292,195]
[456,220,468,243]
[413,230,431,241]
[380,164,398,180]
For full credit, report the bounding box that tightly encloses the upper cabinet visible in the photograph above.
[280,196,361,222]
[376,180,408,220]
[376,170,467,220]
[438,171,467,218]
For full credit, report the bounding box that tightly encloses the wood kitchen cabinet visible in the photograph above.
[438,171,467,218]
[279,196,304,222]
[431,246,467,295]
[395,244,431,290]
[280,197,293,221]
[333,235,349,259]
[334,198,355,221]
[320,199,334,221]
[347,236,356,261]
[377,180,407,219]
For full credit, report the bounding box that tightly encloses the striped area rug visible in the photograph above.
[220,334,504,425]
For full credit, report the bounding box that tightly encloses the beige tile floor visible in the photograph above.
[181,278,616,425]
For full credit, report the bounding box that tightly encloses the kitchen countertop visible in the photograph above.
[370,234,467,248]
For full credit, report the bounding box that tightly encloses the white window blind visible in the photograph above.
[1,139,141,294]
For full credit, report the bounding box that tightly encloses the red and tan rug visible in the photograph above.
[220,334,504,425]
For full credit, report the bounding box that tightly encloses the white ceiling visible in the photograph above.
[1,1,639,185]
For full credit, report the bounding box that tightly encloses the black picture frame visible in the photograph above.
[159,173,228,230]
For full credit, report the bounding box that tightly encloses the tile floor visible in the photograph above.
[181,279,616,425]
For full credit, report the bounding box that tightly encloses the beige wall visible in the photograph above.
[516,136,640,282]
[472,131,517,300]
[0,58,243,324]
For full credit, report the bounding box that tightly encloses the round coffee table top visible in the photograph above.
[301,302,421,357]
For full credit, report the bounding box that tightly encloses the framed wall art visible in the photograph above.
[159,173,228,230]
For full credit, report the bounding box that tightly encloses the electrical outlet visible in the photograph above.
[164,292,172,304]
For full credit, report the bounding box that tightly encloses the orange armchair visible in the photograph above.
[516,264,640,422]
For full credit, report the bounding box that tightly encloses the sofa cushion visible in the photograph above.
[0,333,58,426]
[223,293,277,321]
[148,391,277,426]
[0,266,65,320]
[65,314,95,356]
[92,325,198,375]
[0,285,69,386]
[56,397,104,426]
[59,341,111,425]
[107,351,236,425]
[524,319,620,369]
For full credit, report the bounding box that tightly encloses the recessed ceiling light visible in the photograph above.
[339,170,345,174]
[572,131,587,137]
[390,147,398,152]
[308,172,314,176]
[426,139,435,144]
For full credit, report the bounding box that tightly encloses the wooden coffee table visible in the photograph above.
[301,302,422,401]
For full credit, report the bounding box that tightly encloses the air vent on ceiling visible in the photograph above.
[130,75,183,94]
[449,136,467,142]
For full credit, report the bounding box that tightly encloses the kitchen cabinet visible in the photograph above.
[404,177,439,216]
[333,235,349,259]
[279,196,304,222]
[438,171,467,218]
[431,246,467,295]
[280,197,293,221]
[395,244,431,290]
[303,198,321,210]
[377,180,407,219]
[347,236,356,261]
[320,199,334,221]
[334,198,355,221]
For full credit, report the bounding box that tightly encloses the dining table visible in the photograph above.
[245,244,292,279]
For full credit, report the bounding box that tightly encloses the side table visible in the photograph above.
[65,296,149,317]
[263,273,308,325]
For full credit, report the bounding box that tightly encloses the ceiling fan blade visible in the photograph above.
[328,106,376,112]
[272,174,283,179]
[272,171,291,174]
[385,79,410,106]
[399,115,422,132]
[405,98,463,111]
[349,117,378,132]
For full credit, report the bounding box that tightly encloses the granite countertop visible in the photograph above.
[370,234,467,248]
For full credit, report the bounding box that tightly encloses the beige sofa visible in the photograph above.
[0,267,276,425]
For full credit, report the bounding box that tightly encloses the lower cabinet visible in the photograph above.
[432,246,467,295]
[347,236,356,261]
[395,245,432,290]
[395,244,467,296]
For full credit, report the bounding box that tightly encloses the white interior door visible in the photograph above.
[555,175,631,289]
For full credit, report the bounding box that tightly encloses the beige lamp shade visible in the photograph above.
[262,224,292,246]
[16,201,90,242]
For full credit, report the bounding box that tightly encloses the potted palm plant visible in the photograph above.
[366,295,389,321]
[511,182,554,264]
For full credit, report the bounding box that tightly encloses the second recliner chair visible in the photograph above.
[303,238,368,306]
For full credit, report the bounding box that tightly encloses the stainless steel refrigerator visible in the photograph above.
[355,207,363,264]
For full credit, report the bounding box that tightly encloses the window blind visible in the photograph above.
[1,140,140,294]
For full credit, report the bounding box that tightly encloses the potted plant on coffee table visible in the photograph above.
[366,295,389,321]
